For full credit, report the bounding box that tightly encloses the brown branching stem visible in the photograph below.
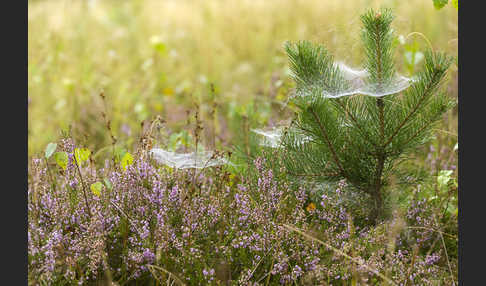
[73,154,92,218]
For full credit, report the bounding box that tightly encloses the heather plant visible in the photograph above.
[281,8,455,223]
[28,137,456,285]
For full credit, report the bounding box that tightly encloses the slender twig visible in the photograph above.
[439,232,456,286]
[247,246,274,281]
[194,151,222,184]
[44,157,57,193]
[72,153,92,218]
[147,265,163,285]
[265,253,276,285]
[283,224,398,286]
[404,245,418,286]
[406,226,456,239]
[110,202,133,225]
[100,91,117,164]
[147,265,186,286]
[406,32,434,53]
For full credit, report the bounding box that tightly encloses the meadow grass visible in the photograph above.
[28,0,457,156]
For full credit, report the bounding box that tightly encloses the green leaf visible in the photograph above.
[433,0,448,9]
[44,143,57,159]
[452,0,458,9]
[74,148,90,165]
[114,147,127,163]
[90,182,103,197]
[121,152,134,171]
[54,152,68,170]
[103,178,112,190]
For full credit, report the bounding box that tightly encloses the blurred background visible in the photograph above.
[28,0,457,157]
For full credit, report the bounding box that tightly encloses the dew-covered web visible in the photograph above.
[298,61,414,99]
[252,126,311,148]
[251,127,284,148]
[150,148,229,169]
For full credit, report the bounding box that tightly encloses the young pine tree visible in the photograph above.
[281,8,455,223]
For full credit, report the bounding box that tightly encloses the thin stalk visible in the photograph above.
[44,157,57,193]
[371,153,385,223]
[404,245,419,286]
[100,91,117,165]
[439,231,456,286]
[406,32,434,52]
[283,224,398,286]
[147,265,186,286]
[73,153,92,218]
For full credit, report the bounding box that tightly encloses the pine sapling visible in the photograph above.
[281,8,455,223]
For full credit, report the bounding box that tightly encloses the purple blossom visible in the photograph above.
[28,151,456,285]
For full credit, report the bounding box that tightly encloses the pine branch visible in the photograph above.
[383,69,441,148]
[384,50,452,149]
[393,94,454,153]
[335,99,379,148]
[361,8,395,85]
[308,106,346,177]
[285,40,349,97]
[400,122,432,148]
[374,16,383,85]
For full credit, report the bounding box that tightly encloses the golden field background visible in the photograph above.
[28,0,458,155]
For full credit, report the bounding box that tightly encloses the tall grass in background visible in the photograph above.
[28,0,457,157]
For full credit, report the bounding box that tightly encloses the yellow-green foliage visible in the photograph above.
[28,0,457,155]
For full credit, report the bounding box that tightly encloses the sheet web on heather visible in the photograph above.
[150,148,229,169]
[252,126,312,148]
